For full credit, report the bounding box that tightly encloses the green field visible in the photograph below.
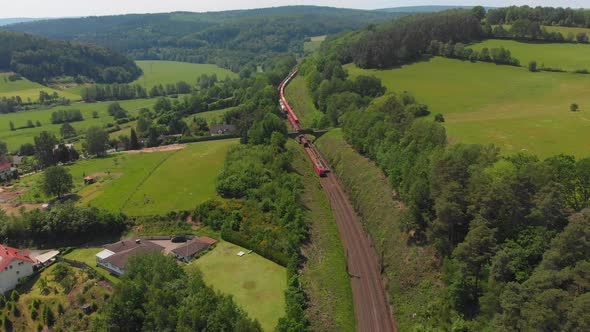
[183,106,237,125]
[304,35,327,54]
[470,39,590,71]
[17,139,236,215]
[346,57,590,157]
[0,72,80,100]
[64,248,120,284]
[132,61,237,89]
[189,241,287,331]
[0,98,158,151]
[291,140,355,331]
[284,76,324,128]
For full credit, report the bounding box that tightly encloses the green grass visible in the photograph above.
[64,248,120,284]
[470,39,590,71]
[542,25,590,36]
[122,139,237,215]
[132,61,237,89]
[284,75,323,129]
[290,140,355,331]
[0,72,80,100]
[18,139,237,215]
[188,241,287,331]
[304,35,327,54]
[316,129,442,331]
[0,98,158,151]
[183,106,237,125]
[346,57,590,157]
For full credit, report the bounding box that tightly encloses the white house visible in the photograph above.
[95,238,163,276]
[0,245,35,294]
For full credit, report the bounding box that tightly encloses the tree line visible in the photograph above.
[0,30,141,84]
[486,5,590,27]
[300,56,590,330]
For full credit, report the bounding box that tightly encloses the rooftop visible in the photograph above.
[0,245,34,271]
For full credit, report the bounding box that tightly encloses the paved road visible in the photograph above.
[320,174,397,332]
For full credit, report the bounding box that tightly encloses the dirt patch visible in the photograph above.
[242,281,256,290]
[125,144,187,154]
[0,186,28,201]
[0,202,41,215]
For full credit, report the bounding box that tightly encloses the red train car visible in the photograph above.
[298,135,329,177]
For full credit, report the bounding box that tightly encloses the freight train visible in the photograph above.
[279,70,329,177]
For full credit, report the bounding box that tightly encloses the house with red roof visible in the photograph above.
[0,159,14,182]
[0,245,35,294]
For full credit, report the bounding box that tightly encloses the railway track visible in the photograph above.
[279,70,396,331]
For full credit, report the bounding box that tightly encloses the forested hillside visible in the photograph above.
[0,30,141,84]
[5,7,402,71]
[296,7,590,330]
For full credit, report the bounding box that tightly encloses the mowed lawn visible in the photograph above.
[470,39,590,71]
[346,57,590,157]
[284,75,324,129]
[0,72,79,100]
[132,61,237,89]
[63,248,120,284]
[123,139,237,215]
[0,98,158,151]
[189,241,287,331]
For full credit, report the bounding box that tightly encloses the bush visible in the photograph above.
[221,229,290,267]
[179,134,240,144]
[528,61,537,72]
[574,69,589,74]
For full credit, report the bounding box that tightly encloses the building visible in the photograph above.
[171,237,217,263]
[95,238,164,276]
[0,159,16,182]
[210,124,236,136]
[0,245,35,294]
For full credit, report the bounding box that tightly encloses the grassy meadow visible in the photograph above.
[346,57,590,157]
[470,39,590,71]
[64,248,120,284]
[0,98,158,151]
[304,35,327,54]
[183,106,237,125]
[189,241,287,331]
[132,61,237,89]
[0,72,79,100]
[18,139,237,215]
[284,76,323,129]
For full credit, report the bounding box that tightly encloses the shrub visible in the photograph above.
[221,229,290,267]
[570,103,580,112]
[528,61,537,72]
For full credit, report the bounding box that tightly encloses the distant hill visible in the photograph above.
[375,5,495,13]
[0,18,44,26]
[4,6,404,71]
[0,30,141,84]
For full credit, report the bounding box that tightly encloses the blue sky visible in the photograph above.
[1,1,587,18]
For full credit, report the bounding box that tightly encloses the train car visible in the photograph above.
[298,135,329,177]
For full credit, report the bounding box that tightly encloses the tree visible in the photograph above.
[129,128,140,150]
[92,111,99,118]
[472,6,486,21]
[247,113,287,145]
[35,120,41,127]
[0,141,7,155]
[9,121,14,131]
[59,122,76,138]
[34,131,58,168]
[576,33,589,43]
[434,113,445,122]
[40,166,73,198]
[528,61,537,72]
[570,103,580,112]
[84,126,109,157]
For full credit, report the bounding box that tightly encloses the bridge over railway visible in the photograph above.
[279,70,397,331]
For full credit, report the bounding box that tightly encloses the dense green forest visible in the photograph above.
[487,5,590,27]
[0,30,141,83]
[299,7,590,330]
[4,7,402,71]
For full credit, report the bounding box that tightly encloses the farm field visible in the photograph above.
[284,75,324,129]
[470,39,590,72]
[0,98,157,151]
[132,61,237,89]
[189,241,287,331]
[0,72,79,100]
[346,57,590,157]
